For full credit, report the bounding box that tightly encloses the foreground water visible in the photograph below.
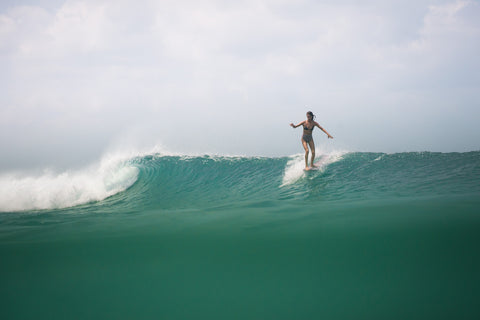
[1,151,479,319]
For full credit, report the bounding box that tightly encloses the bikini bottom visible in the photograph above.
[302,134,313,143]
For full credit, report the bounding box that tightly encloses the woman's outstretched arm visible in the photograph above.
[315,122,333,139]
[290,121,305,128]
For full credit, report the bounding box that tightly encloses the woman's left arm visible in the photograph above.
[316,122,333,139]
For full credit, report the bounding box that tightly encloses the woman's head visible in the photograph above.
[306,111,315,120]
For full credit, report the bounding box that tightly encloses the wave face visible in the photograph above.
[3,151,477,213]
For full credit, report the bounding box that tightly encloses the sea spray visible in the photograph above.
[0,155,139,212]
[281,151,347,186]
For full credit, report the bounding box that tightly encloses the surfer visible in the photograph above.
[290,111,333,170]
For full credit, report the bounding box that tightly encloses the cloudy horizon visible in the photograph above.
[1,0,479,169]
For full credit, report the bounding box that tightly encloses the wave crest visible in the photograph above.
[0,156,139,212]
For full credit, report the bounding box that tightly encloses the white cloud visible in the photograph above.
[1,0,479,168]
[45,1,111,55]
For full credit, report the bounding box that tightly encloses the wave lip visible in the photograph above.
[0,157,139,212]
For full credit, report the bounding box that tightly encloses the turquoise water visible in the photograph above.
[1,151,480,319]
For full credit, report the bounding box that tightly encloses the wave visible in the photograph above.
[0,153,139,212]
[1,151,478,212]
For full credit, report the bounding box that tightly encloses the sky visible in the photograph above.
[1,0,479,169]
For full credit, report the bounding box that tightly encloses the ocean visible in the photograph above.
[1,151,479,319]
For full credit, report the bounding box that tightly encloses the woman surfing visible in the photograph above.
[290,111,333,170]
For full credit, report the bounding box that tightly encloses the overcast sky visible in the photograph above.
[1,0,479,169]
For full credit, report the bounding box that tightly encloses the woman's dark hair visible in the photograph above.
[307,111,316,120]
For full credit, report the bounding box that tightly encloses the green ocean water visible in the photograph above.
[1,151,479,319]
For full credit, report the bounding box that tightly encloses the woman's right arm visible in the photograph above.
[290,121,304,128]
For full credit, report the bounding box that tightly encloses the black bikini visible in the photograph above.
[303,124,314,142]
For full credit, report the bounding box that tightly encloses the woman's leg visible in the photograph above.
[302,139,309,169]
[308,139,316,167]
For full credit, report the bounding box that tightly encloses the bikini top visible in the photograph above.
[303,125,314,131]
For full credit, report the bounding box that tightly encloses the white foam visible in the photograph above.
[280,150,348,187]
[280,154,306,187]
[0,155,139,212]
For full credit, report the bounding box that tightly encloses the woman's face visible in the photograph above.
[306,113,313,120]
